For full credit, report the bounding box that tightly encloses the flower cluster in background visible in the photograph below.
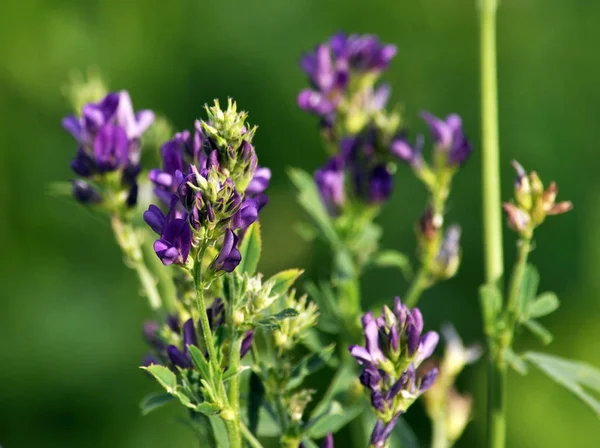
[63,91,154,208]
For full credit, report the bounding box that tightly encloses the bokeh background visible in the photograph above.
[1,0,599,446]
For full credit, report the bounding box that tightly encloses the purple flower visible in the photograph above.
[246,167,271,195]
[212,229,242,273]
[71,179,102,204]
[368,164,393,203]
[314,156,346,215]
[391,134,424,168]
[240,330,255,358]
[370,413,402,448]
[63,91,154,206]
[231,198,259,230]
[331,33,397,73]
[421,112,472,166]
[350,297,439,421]
[145,200,192,266]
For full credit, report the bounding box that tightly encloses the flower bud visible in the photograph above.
[512,160,532,210]
[502,203,531,237]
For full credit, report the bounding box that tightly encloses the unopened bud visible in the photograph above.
[512,160,532,210]
[542,182,558,212]
[547,201,573,215]
[529,171,544,197]
[502,203,531,236]
[431,225,461,280]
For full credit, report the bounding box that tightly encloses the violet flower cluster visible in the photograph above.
[299,33,401,214]
[350,297,439,448]
[143,299,254,370]
[143,99,270,270]
[63,91,154,207]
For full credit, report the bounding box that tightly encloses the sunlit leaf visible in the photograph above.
[142,364,177,394]
[288,167,340,247]
[525,352,600,416]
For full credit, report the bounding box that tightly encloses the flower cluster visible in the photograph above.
[349,297,439,448]
[299,33,401,214]
[503,161,572,238]
[392,112,472,171]
[63,91,154,208]
[144,99,270,269]
[143,299,254,370]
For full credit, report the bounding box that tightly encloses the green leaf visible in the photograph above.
[524,319,554,345]
[142,365,178,394]
[195,403,221,415]
[288,345,336,390]
[268,269,304,297]
[256,308,300,330]
[248,371,265,435]
[525,352,600,416]
[139,392,176,416]
[517,264,539,320]
[288,167,340,246]
[188,345,211,379]
[238,222,262,275]
[528,292,560,319]
[393,416,420,448]
[222,365,249,382]
[479,283,503,336]
[310,363,357,420]
[505,348,529,375]
[370,249,412,279]
[208,415,230,448]
[306,400,365,439]
[300,439,319,448]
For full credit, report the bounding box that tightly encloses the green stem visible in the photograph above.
[193,248,220,370]
[479,0,505,447]
[111,215,163,311]
[240,422,264,448]
[227,336,243,447]
[405,266,431,308]
[224,419,242,448]
[506,238,532,328]
[480,0,504,288]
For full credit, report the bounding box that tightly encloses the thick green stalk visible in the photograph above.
[480,0,504,288]
[479,0,505,447]
[111,215,163,311]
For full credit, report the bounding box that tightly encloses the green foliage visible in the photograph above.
[528,292,560,319]
[139,392,176,416]
[287,344,336,390]
[238,222,262,275]
[525,352,600,416]
[288,168,340,247]
[368,249,412,279]
[255,308,300,330]
[523,319,554,345]
[306,400,366,439]
[479,283,502,337]
[517,264,539,319]
[505,348,528,375]
[268,269,304,297]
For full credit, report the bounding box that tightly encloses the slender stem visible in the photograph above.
[240,422,264,448]
[405,266,431,308]
[193,247,220,369]
[480,0,504,288]
[111,215,163,311]
[227,336,243,447]
[224,419,242,448]
[505,238,532,328]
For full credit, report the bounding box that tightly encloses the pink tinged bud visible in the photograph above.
[547,201,573,215]
[502,203,530,234]
[542,182,558,211]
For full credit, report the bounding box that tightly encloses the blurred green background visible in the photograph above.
[1,0,599,446]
